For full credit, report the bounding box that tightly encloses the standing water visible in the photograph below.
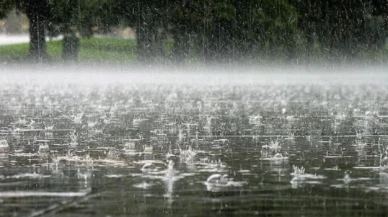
[0,67,388,216]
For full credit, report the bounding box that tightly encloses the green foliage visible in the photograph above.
[49,0,114,37]
[214,1,236,21]
[0,0,26,18]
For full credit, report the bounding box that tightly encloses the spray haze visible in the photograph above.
[1,63,388,86]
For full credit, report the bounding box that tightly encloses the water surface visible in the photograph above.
[0,74,388,216]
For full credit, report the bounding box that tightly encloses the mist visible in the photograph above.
[2,63,388,86]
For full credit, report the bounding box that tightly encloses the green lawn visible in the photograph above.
[1,37,388,65]
[0,37,137,63]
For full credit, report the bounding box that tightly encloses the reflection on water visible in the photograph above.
[1,82,388,216]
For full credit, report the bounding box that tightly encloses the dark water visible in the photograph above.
[1,81,388,217]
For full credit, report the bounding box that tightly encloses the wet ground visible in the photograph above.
[1,73,388,216]
[0,34,63,46]
[0,34,29,45]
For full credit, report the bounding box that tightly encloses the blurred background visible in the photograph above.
[0,0,388,65]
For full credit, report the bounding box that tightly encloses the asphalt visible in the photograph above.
[0,34,29,45]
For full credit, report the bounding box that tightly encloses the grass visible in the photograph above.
[0,43,30,61]
[1,36,388,65]
[0,37,138,64]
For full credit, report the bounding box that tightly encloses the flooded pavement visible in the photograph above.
[0,34,29,45]
[0,34,63,46]
[1,78,388,216]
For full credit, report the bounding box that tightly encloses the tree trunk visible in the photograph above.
[26,0,50,61]
[62,34,80,61]
[136,25,153,63]
[204,25,218,62]
[135,1,154,64]
[173,31,190,63]
[28,13,47,60]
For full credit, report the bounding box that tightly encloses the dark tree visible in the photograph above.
[26,0,50,60]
